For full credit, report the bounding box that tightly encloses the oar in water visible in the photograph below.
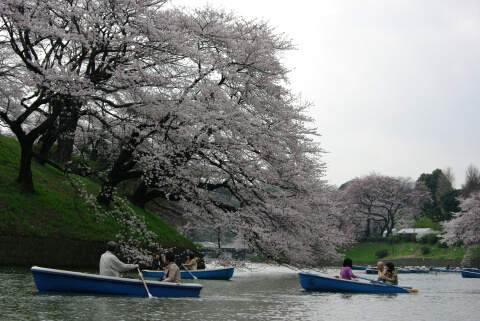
[358,276,418,293]
[137,268,153,298]
[181,264,198,280]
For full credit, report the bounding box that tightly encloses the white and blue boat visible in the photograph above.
[142,267,234,280]
[31,266,203,297]
[431,268,463,273]
[409,267,430,273]
[298,272,412,294]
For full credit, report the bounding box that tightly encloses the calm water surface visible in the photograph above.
[1,264,479,320]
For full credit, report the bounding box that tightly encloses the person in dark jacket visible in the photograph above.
[151,253,163,270]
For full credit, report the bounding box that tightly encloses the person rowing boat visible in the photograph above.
[99,241,139,277]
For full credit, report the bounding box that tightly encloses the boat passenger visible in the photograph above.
[340,258,358,280]
[151,253,163,270]
[162,252,181,283]
[380,262,398,285]
[183,253,198,270]
[377,261,386,281]
[99,241,139,277]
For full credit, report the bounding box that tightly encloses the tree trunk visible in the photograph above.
[56,133,76,164]
[55,103,80,164]
[97,183,116,207]
[365,218,371,237]
[38,127,58,164]
[17,139,35,193]
[130,181,149,208]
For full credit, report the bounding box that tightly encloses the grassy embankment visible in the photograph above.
[0,134,195,249]
[338,240,464,262]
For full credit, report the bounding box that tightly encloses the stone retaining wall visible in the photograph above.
[0,236,106,268]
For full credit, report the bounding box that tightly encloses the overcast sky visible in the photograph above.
[171,0,480,188]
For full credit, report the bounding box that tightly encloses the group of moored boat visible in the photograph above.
[360,266,480,276]
[364,266,430,274]
[30,264,480,297]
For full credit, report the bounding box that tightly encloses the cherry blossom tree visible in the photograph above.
[442,191,480,264]
[0,1,349,266]
[337,173,432,237]
[0,0,174,192]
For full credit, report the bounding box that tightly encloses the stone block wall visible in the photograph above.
[0,236,105,268]
[0,236,206,269]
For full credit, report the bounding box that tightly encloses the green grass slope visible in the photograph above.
[0,134,195,249]
[338,241,464,262]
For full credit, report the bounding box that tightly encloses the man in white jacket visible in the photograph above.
[99,241,139,277]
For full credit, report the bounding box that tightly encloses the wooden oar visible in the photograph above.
[358,276,418,293]
[137,268,153,298]
[181,264,198,279]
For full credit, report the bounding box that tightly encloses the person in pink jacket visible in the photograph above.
[340,258,358,280]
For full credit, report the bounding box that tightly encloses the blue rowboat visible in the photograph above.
[31,266,202,297]
[352,266,367,270]
[142,267,234,280]
[461,270,480,278]
[298,272,411,294]
[365,268,378,274]
[397,268,411,274]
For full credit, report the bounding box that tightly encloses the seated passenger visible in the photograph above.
[183,253,198,270]
[340,258,358,280]
[162,252,181,283]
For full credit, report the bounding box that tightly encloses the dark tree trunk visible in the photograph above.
[56,133,76,164]
[55,101,80,164]
[38,127,58,164]
[17,139,35,193]
[130,181,149,208]
[89,137,100,162]
[365,218,371,237]
[96,130,147,206]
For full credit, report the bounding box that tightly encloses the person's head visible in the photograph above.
[163,252,175,264]
[342,258,353,268]
[386,262,395,272]
[107,241,118,253]
[377,261,385,271]
[187,253,194,260]
[155,253,160,259]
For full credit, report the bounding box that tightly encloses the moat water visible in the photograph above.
[1,264,478,320]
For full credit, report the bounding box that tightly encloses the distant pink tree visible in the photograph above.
[338,174,431,237]
[442,191,480,264]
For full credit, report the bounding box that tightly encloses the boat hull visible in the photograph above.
[410,269,429,273]
[352,266,367,270]
[298,272,410,294]
[365,269,378,275]
[31,266,202,297]
[461,270,480,278]
[142,267,234,280]
[431,268,462,273]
